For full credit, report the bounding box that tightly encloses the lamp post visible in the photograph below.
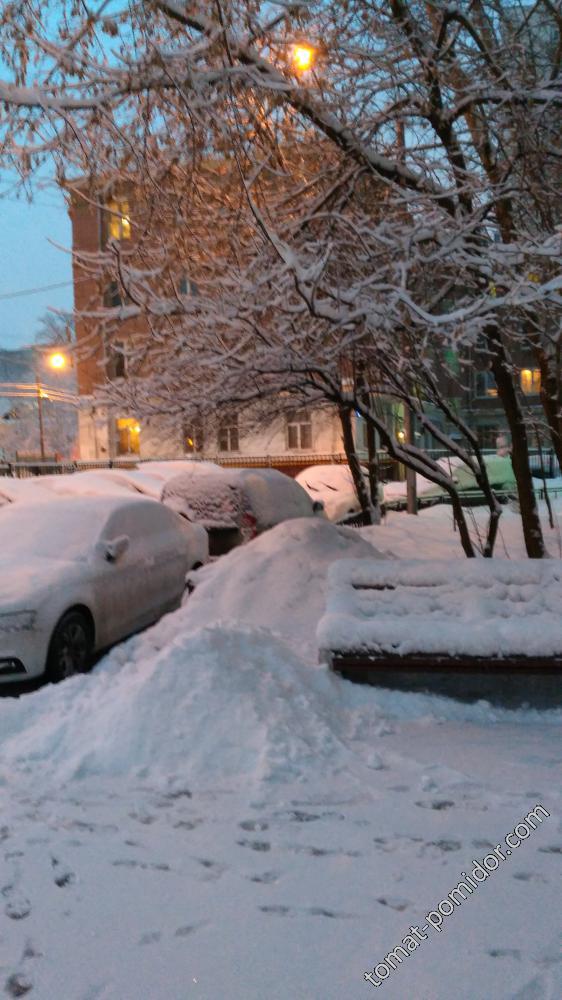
[35,350,70,461]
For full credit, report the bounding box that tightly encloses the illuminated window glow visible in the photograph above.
[520,368,541,395]
[116,417,140,455]
[107,199,131,240]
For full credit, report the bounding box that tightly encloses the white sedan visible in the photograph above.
[0,495,207,684]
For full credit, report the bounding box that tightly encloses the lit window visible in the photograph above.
[520,368,541,395]
[106,199,131,241]
[218,416,239,452]
[287,410,312,450]
[116,417,140,455]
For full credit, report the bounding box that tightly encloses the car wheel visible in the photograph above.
[47,610,93,683]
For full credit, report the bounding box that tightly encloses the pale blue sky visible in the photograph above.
[0,187,73,350]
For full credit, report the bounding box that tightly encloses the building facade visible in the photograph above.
[68,190,545,472]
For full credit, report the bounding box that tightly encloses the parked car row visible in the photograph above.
[0,461,324,685]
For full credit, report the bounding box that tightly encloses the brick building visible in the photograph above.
[68,187,545,470]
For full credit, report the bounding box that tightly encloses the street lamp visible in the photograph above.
[292,44,315,73]
[48,352,67,370]
[35,349,72,460]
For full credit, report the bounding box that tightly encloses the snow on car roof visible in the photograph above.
[0,494,164,561]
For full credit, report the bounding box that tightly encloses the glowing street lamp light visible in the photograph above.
[48,351,67,370]
[292,44,314,73]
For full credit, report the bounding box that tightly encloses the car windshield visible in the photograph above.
[0,502,106,561]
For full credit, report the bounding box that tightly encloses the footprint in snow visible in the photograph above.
[239,819,269,832]
[415,799,455,811]
[287,843,361,858]
[3,885,31,921]
[424,839,462,853]
[193,858,227,880]
[237,839,271,853]
[138,932,161,946]
[248,871,279,885]
[3,939,42,998]
[377,897,411,912]
[173,819,203,832]
[111,859,171,872]
[51,856,75,888]
[175,922,208,938]
[512,872,547,883]
[488,948,521,960]
[4,973,33,997]
[259,905,292,917]
[259,905,357,919]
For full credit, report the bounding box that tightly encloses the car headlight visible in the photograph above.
[0,611,36,633]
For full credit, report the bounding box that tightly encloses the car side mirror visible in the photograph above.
[103,535,130,563]
[312,500,325,515]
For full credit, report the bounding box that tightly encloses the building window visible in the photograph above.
[106,198,131,241]
[287,409,312,450]
[104,281,122,309]
[106,341,126,379]
[474,370,498,398]
[116,417,140,455]
[218,416,239,452]
[179,274,199,296]
[520,368,541,395]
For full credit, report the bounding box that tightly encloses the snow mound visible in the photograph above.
[0,625,349,786]
[183,516,385,653]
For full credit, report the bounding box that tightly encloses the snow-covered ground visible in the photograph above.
[1,511,561,999]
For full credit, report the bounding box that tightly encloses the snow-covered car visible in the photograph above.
[0,476,55,506]
[0,495,207,685]
[162,465,322,555]
[162,469,257,556]
[296,464,379,522]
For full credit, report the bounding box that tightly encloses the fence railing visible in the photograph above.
[0,449,559,482]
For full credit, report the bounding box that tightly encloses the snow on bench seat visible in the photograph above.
[318,559,562,668]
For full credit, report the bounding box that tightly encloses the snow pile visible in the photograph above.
[183,517,385,653]
[0,520,383,788]
[0,625,349,786]
[318,558,562,658]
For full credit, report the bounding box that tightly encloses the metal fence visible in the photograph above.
[0,448,559,482]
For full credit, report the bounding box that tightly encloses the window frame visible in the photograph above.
[217,416,239,453]
[286,409,313,450]
[104,198,131,243]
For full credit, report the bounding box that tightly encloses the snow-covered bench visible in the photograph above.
[317,559,562,705]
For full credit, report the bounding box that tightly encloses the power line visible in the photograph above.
[0,280,74,301]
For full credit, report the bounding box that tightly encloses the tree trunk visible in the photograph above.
[487,324,545,557]
[365,417,382,524]
[338,405,373,525]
